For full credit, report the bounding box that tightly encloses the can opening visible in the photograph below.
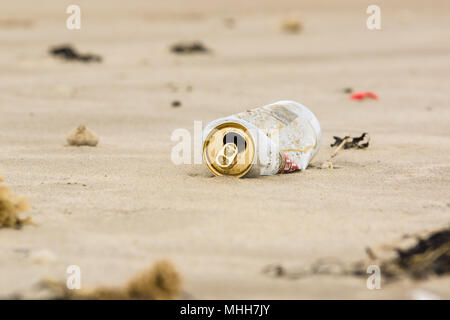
[223,132,247,153]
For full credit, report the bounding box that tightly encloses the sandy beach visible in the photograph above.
[1,0,449,299]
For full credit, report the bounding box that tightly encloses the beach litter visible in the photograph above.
[321,161,333,169]
[350,91,378,100]
[202,100,321,177]
[170,41,209,54]
[49,45,102,63]
[66,125,99,147]
[0,175,32,229]
[39,259,181,300]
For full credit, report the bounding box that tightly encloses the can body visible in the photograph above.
[202,100,321,177]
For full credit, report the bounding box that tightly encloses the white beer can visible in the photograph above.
[202,100,321,177]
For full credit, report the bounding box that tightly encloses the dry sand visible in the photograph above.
[0,0,449,299]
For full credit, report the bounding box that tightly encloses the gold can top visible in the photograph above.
[203,122,255,177]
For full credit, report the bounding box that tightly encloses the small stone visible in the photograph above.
[282,18,302,33]
[67,125,99,147]
[343,87,353,94]
[171,100,182,108]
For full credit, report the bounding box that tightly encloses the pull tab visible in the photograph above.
[215,143,238,169]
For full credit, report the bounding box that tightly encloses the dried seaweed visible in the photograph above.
[40,260,181,300]
[331,133,370,150]
[0,176,32,229]
[263,227,450,283]
[170,41,209,54]
[49,45,102,63]
[66,125,99,147]
[375,228,450,280]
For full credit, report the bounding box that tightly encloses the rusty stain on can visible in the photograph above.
[202,100,321,177]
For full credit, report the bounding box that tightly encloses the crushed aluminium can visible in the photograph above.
[202,100,321,177]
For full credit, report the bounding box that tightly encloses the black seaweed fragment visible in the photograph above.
[170,41,209,54]
[392,229,450,279]
[331,133,370,149]
[171,100,182,108]
[342,87,353,94]
[262,227,450,283]
[49,45,102,63]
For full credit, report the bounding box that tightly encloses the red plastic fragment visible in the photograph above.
[350,91,379,100]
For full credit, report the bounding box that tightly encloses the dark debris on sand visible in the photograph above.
[331,133,370,149]
[49,45,102,63]
[385,228,450,280]
[170,41,209,54]
[171,100,182,108]
[342,87,353,94]
[263,227,450,283]
[39,260,181,300]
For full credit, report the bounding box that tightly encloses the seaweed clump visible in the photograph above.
[0,175,32,229]
[170,41,209,54]
[40,260,181,300]
[66,125,99,147]
[377,228,450,280]
[331,133,370,150]
[49,45,102,63]
[262,227,450,283]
